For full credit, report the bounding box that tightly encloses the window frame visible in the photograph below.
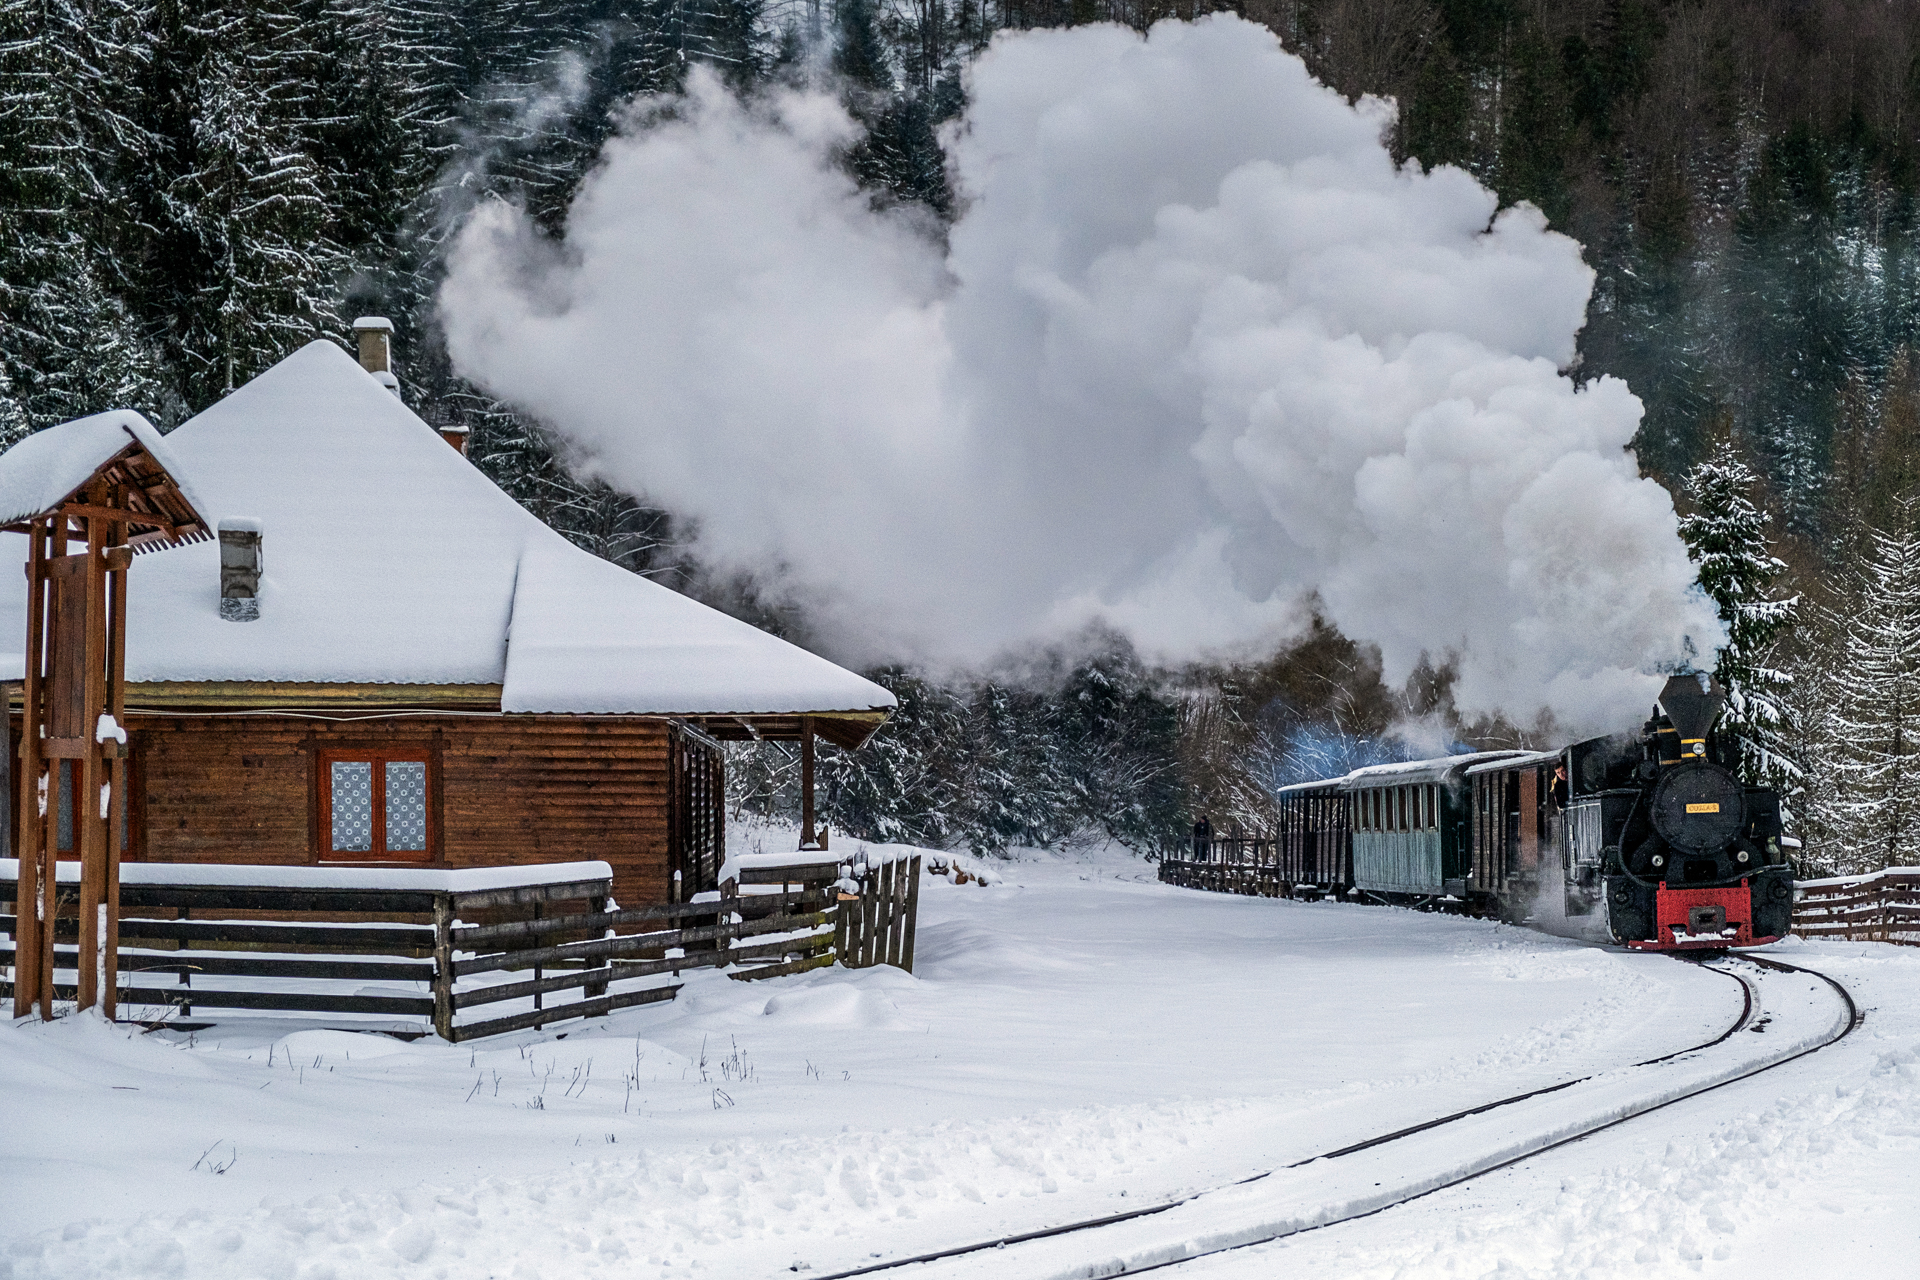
[317,746,436,863]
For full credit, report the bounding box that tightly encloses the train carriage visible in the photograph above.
[1273,779,1350,896]
[1464,750,1559,918]
[1344,753,1524,902]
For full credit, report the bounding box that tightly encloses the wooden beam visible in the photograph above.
[56,503,173,535]
[800,715,817,850]
[76,505,107,1011]
[123,682,506,712]
[14,520,45,1018]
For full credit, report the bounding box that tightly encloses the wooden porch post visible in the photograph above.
[76,503,109,1011]
[799,715,817,850]
[14,518,47,1018]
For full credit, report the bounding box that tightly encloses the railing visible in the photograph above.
[1159,838,1285,897]
[1791,868,1920,946]
[2,852,917,1040]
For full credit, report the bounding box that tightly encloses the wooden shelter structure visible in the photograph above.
[0,342,894,1016]
[0,414,209,1016]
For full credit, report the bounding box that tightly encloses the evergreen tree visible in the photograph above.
[0,363,29,449]
[0,0,167,427]
[1827,504,1920,872]
[1677,439,1800,793]
[823,668,965,846]
[130,4,346,407]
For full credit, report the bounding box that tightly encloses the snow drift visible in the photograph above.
[440,15,1721,730]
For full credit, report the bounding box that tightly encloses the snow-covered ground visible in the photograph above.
[2,839,1914,1279]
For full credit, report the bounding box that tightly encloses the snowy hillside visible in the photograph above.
[3,841,1914,1278]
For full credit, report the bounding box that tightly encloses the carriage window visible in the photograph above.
[321,749,431,861]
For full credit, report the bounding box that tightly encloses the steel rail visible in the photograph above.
[807,956,1791,1280]
[1123,954,1862,1276]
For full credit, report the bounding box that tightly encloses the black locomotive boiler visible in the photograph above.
[1258,674,1795,950]
[1588,673,1794,949]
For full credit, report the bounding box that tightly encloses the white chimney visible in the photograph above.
[218,519,262,622]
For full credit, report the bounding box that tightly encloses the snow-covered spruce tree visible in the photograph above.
[133,5,344,408]
[0,364,28,449]
[1776,615,1845,874]
[822,668,965,848]
[0,0,169,427]
[1678,439,1800,793]
[1826,503,1920,872]
[1055,651,1184,853]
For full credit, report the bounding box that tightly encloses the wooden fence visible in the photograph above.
[1159,838,1288,898]
[2,852,920,1041]
[1791,868,1920,946]
[829,850,921,971]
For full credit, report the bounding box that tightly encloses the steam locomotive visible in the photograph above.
[1251,674,1795,950]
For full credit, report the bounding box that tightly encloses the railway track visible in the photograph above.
[810,953,1860,1280]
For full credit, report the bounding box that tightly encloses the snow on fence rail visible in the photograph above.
[1791,867,1920,947]
[0,852,920,1040]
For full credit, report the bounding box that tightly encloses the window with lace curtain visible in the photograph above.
[319,749,432,861]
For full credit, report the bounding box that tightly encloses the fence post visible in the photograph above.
[834,862,855,968]
[884,858,903,967]
[900,856,921,974]
[718,878,738,969]
[861,865,880,968]
[432,891,455,1042]
[585,893,609,1003]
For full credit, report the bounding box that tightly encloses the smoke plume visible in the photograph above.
[440,15,1721,732]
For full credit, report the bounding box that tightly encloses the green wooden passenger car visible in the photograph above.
[1345,753,1527,899]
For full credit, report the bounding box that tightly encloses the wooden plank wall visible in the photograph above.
[124,716,674,910]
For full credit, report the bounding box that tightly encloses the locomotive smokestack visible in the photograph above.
[1656,673,1724,758]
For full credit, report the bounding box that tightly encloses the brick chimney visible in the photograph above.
[352,316,400,398]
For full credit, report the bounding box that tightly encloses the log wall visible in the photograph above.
[122,716,677,910]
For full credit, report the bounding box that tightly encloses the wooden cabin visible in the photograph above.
[0,337,894,911]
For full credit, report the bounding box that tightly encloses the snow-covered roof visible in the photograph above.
[1462,749,1564,777]
[1343,750,1532,787]
[0,410,206,528]
[0,341,896,724]
[1273,777,1349,796]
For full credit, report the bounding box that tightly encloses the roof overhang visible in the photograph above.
[103,682,889,746]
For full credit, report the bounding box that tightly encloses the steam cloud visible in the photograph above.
[441,14,1721,731]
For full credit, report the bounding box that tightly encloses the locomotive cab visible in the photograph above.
[1599,673,1792,950]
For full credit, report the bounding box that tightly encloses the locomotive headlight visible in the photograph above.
[1736,850,1750,863]
[1651,854,1665,867]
